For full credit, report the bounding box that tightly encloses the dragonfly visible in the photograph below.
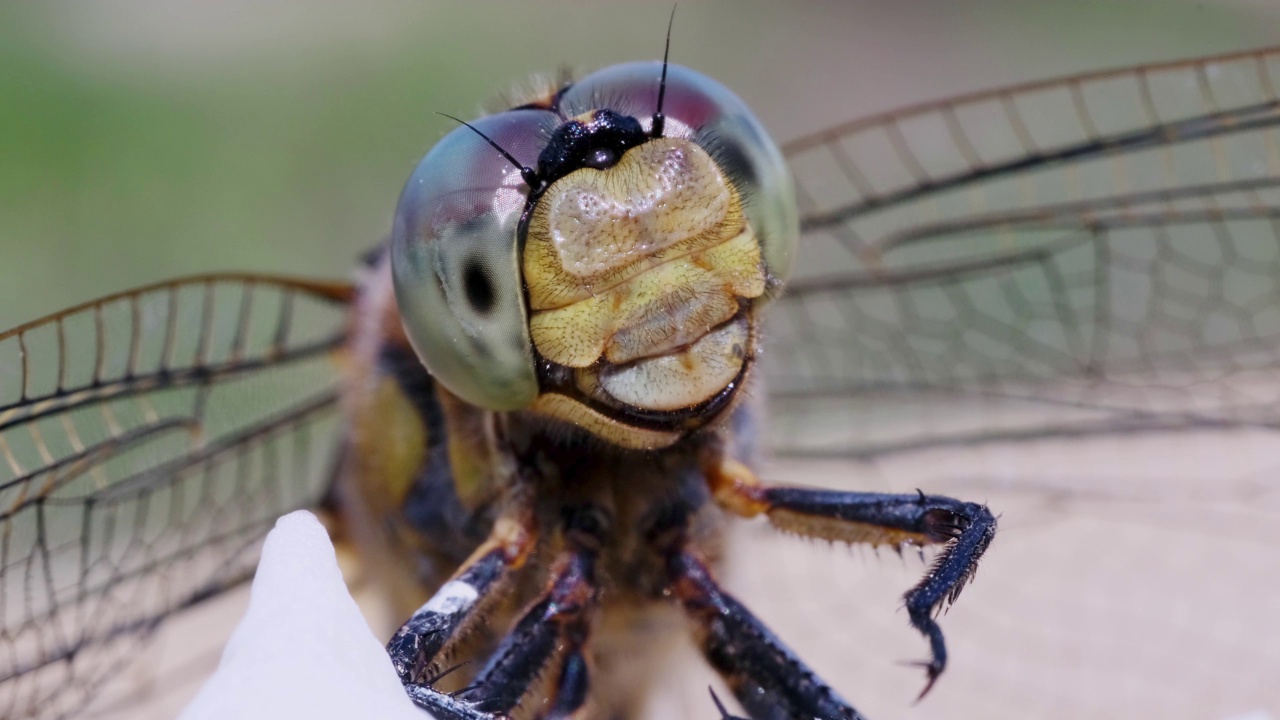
[2,36,1280,720]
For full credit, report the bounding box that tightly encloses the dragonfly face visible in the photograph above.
[2,10,1280,720]
[391,62,797,449]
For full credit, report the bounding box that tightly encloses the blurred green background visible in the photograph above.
[1,0,1276,331]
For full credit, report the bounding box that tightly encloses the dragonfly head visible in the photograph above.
[392,62,797,449]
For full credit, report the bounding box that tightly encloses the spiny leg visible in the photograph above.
[709,457,998,696]
[670,552,867,720]
[403,686,500,720]
[388,509,536,720]
[454,507,604,718]
[537,647,591,720]
[530,536,595,719]
[405,632,593,720]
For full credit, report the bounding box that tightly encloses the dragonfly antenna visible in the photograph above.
[651,5,677,138]
[438,112,541,189]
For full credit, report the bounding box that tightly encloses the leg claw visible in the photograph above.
[900,658,944,702]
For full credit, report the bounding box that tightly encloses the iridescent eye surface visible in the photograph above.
[391,62,797,414]
[391,109,557,411]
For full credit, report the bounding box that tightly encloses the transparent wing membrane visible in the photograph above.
[753,47,1280,719]
[771,46,1280,455]
[0,275,352,720]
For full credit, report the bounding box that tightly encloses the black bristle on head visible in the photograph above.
[438,112,541,190]
[651,5,677,138]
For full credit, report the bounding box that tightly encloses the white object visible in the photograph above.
[180,511,428,720]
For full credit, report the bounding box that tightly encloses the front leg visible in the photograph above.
[400,504,604,720]
[387,507,536,720]
[387,511,536,683]
[452,504,605,720]
[709,457,997,696]
[454,544,597,717]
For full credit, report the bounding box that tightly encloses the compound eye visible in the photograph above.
[584,147,618,169]
[391,109,558,411]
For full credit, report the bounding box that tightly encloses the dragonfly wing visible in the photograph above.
[769,46,1280,457]
[0,274,353,720]
[751,47,1280,719]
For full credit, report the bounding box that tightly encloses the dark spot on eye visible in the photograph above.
[585,147,618,169]
[463,259,496,315]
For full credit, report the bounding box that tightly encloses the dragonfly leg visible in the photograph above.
[535,647,591,720]
[403,684,506,720]
[399,602,588,717]
[454,509,602,718]
[669,551,867,720]
[707,457,997,697]
[387,510,536,687]
[406,541,596,720]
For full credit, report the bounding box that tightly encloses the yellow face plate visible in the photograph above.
[523,137,766,426]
